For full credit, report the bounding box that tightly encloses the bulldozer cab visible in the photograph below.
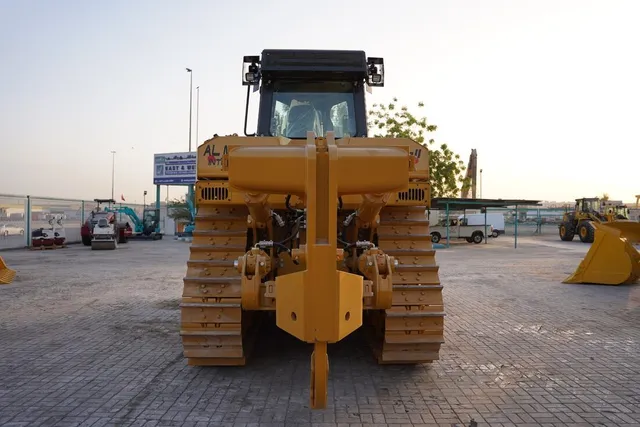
[241,50,384,138]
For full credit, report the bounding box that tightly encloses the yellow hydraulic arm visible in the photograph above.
[225,131,413,408]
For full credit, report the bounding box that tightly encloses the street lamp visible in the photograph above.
[186,68,193,152]
[479,169,483,199]
[196,86,200,147]
[111,151,116,201]
[186,68,195,222]
[143,190,147,207]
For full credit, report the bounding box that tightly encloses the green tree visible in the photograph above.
[601,193,610,201]
[167,193,194,223]
[368,98,469,198]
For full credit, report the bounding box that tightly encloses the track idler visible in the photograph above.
[564,221,640,285]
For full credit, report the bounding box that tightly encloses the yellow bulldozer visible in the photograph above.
[180,49,444,409]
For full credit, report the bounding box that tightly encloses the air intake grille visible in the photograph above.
[200,186,229,201]
[398,188,426,202]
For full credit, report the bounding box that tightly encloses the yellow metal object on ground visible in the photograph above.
[0,256,17,284]
[564,221,640,285]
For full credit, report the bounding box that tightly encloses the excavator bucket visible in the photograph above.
[0,256,17,285]
[563,221,640,285]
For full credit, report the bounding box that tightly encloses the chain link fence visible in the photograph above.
[2,193,585,251]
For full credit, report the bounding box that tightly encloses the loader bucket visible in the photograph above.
[0,256,17,285]
[563,221,640,285]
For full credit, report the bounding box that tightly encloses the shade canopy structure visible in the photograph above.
[430,198,543,248]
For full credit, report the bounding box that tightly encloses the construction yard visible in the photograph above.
[0,235,639,427]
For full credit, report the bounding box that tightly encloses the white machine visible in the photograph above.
[50,214,66,246]
[91,218,117,250]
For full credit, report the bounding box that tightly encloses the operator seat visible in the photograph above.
[285,104,319,138]
[97,218,109,228]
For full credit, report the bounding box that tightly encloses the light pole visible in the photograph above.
[186,68,195,220]
[111,151,116,201]
[479,169,483,199]
[186,68,193,152]
[143,190,147,207]
[196,86,200,147]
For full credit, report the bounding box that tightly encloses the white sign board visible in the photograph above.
[153,152,197,185]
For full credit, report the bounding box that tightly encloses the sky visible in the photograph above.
[1,0,639,205]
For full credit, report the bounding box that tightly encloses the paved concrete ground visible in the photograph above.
[0,235,638,427]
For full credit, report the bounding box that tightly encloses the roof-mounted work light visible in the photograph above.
[366,57,384,87]
[242,55,261,86]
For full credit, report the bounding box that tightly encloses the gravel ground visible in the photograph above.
[0,235,638,427]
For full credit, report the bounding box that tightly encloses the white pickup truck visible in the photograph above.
[429,217,493,244]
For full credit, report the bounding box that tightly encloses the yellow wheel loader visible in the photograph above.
[180,50,444,409]
[558,197,629,243]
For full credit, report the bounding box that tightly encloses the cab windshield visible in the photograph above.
[269,81,357,138]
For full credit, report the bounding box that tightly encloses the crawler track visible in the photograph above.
[181,204,444,367]
[180,205,258,366]
[366,205,445,364]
